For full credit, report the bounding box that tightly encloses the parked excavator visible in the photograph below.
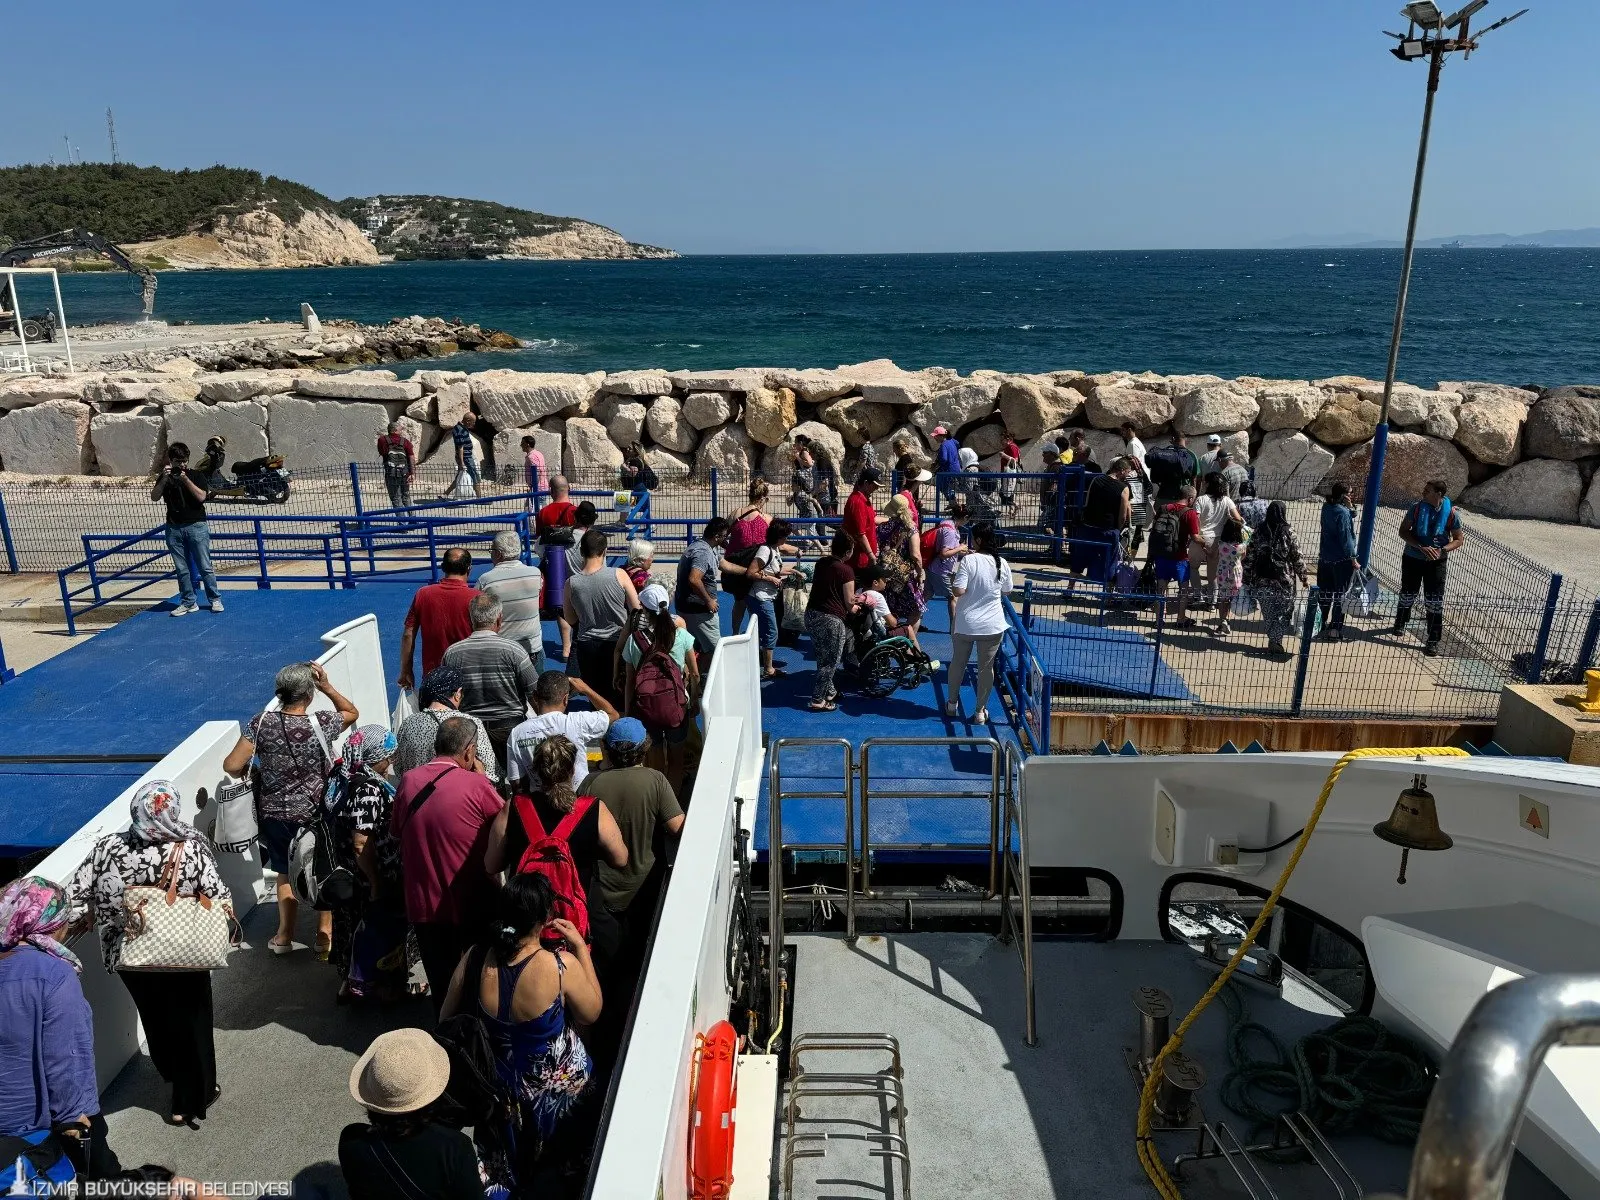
[0,228,157,341]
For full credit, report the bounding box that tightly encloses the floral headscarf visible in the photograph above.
[129,780,200,845]
[0,876,80,970]
[329,725,397,813]
[418,665,465,709]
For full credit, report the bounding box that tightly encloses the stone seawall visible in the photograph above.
[1,358,1597,523]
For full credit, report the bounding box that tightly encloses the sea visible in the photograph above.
[31,249,1600,386]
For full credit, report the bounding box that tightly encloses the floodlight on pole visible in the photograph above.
[1356,3,1528,568]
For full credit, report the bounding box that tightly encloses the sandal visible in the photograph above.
[267,937,294,956]
[313,933,333,962]
[807,700,837,713]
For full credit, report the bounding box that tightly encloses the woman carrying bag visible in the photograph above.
[67,782,234,1129]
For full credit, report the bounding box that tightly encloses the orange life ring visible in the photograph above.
[689,1020,740,1199]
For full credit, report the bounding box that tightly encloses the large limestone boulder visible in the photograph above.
[405,394,436,424]
[646,396,698,453]
[1452,397,1526,466]
[1523,386,1600,461]
[760,420,845,481]
[744,386,798,447]
[471,371,599,429]
[963,422,1010,458]
[268,397,391,469]
[433,381,472,428]
[1137,373,1226,398]
[154,357,202,377]
[605,402,649,447]
[1309,391,1381,447]
[669,369,764,394]
[0,400,93,474]
[198,370,301,405]
[1439,381,1539,407]
[644,446,693,482]
[1256,384,1326,431]
[1019,430,1065,472]
[412,370,468,393]
[295,371,420,403]
[1582,477,1600,529]
[1423,397,1459,441]
[683,392,740,430]
[0,374,99,411]
[997,377,1082,440]
[767,368,855,403]
[600,370,675,397]
[165,400,269,462]
[1322,433,1469,505]
[868,423,928,470]
[909,378,1001,438]
[859,376,931,407]
[563,417,624,476]
[1174,384,1260,436]
[1252,430,1336,500]
[817,394,899,446]
[1058,370,1132,397]
[694,423,757,477]
[1461,459,1584,522]
[0,400,94,474]
[92,377,204,409]
[1084,385,1174,432]
[1354,383,1430,426]
[90,411,165,476]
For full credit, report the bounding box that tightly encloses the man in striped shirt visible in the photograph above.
[440,593,540,774]
[453,413,481,498]
[477,531,545,673]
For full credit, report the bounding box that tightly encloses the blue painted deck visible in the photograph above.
[754,604,1016,859]
[1025,613,1197,701]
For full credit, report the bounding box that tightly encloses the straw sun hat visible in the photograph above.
[349,1028,452,1114]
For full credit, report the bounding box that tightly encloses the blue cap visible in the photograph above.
[606,717,648,748]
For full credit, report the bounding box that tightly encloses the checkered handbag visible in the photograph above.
[119,842,234,972]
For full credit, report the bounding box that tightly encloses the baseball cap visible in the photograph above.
[1206,434,1223,446]
[639,582,670,612]
[911,468,933,483]
[931,426,948,437]
[606,717,648,748]
[1041,443,1061,459]
[857,466,884,487]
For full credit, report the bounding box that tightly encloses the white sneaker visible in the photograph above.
[171,602,198,617]
[944,701,960,717]
[209,598,225,613]
[975,708,990,724]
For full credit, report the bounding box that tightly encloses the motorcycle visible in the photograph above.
[194,438,291,504]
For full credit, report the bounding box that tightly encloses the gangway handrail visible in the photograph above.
[858,736,1004,896]
[997,742,1037,1046]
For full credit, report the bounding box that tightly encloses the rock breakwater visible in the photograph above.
[1,359,1597,524]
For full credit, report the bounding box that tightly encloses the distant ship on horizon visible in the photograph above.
[1440,239,1464,248]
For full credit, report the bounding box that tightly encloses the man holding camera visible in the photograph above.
[149,441,223,616]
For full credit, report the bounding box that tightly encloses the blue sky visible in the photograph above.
[5,1,1595,253]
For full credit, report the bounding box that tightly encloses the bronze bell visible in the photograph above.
[1373,774,1453,884]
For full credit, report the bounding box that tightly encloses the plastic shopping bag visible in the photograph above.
[450,469,475,500]
[1344,567,1378,618]
[1233,586,1258,618]
[391,688,417,730]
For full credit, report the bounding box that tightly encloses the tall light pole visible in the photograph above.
[1357,1,1527,567]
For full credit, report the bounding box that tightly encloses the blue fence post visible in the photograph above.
[338,520,356,588]
[255,520,270,588]
[1022,579,1034,629]
[1039,672,1051,754]
[1290,587,1320,716]
[1574,598,1600,677]
[1527,573,1565,684]
[349,462,364,517]
[322,537,337,591]
[58,569,77,638]
[1054,466,1069,566]
[710,468,720,518]
[0,489,17,573]
[1150,596,1166,698]
[518,512,534,566]
[0,634,13,684]
[427,524,440,581]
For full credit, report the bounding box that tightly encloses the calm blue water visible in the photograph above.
[26,250,1600,385]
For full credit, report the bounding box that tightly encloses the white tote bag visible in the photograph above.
[210,776,258,854]
[1343,567,1379,618]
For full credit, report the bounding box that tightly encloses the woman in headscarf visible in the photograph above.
[1241,500,1309,656]
[875,493,926,648]
[959,446,999,521]
[394,665,499,784]
[0,877,123,1182]
[67,782,232,1128]
[329,724,407,1004]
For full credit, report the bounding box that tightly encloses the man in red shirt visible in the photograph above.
[383,715,503,1011]
[842,466,882,571]
[1151,484,1201,626]
[398,547,479,689]
[536,474,578,539]
[376,420,416,509]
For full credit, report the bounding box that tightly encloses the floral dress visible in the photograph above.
[876,516,926,625]
[67,833,228,972]
[475,947,592,1188]
[330,774,397,984]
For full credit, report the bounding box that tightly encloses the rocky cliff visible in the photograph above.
[504,221,676,260]
[341,194,675,261]
[127,207,380,270]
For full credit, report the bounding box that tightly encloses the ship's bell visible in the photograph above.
[1373,774,1452,884]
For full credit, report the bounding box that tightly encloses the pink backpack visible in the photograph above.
[725,509,768,553]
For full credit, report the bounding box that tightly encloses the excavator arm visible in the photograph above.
[0,228,157,319]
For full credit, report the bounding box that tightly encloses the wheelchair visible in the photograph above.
[844,611,939,699]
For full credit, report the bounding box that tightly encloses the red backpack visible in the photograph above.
[630,631,689,733]
[513,793,595,941]
[921,520,951,563]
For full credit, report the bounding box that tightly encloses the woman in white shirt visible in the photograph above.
[1189,472,1242,611]
[944,522,1013,725]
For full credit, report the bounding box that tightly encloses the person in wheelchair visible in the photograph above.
[843,566,938,697]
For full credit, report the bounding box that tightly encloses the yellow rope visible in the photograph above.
[1135,746,1470,1200]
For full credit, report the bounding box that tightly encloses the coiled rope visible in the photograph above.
[1135,746,1469,1200]
[1217,984,1436,1146]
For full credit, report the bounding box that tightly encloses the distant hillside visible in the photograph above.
[1270,227,1600,249]
[0,163,378,269]
[338,194,677,261]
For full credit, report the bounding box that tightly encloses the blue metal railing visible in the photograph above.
[0,488,17,574]
[998,593,1053,754]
